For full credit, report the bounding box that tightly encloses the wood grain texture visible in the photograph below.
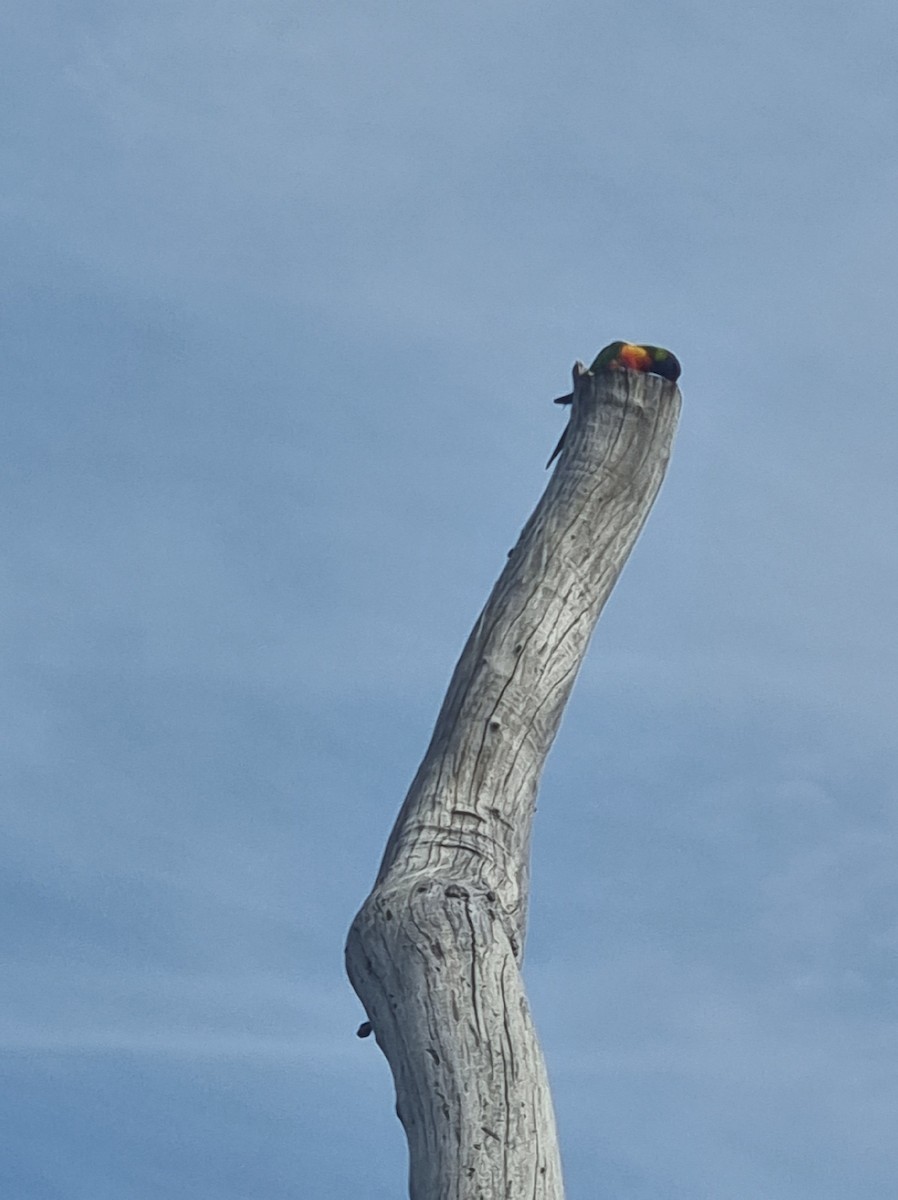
[346,365,681,1199]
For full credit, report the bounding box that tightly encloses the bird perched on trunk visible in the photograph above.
[547,341,681,467]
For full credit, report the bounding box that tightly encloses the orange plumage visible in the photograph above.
[614,343,653,372]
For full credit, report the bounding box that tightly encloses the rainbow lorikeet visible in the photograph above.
[546,341,681,467]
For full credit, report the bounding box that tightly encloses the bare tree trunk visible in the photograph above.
[346,364,681,1199]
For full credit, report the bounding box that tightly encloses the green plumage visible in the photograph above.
[587,341,628,373]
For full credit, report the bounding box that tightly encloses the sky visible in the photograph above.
[2,2,898,1197]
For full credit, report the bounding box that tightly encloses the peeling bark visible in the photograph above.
[346,364,681,1198]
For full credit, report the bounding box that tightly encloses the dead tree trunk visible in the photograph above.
[346,363,681,1199]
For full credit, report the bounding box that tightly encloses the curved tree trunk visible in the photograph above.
[346,363,681,1199]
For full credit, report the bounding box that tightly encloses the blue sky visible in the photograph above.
[3,2,898,1196]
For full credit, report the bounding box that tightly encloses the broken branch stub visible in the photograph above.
[346,365,681,1199]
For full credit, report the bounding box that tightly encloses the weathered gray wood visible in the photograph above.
[346,365,681,1199]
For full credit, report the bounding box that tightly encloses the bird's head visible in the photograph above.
[642,346,682,382]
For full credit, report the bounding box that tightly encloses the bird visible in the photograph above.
[552,341,680,404]
[547,341,681,466]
